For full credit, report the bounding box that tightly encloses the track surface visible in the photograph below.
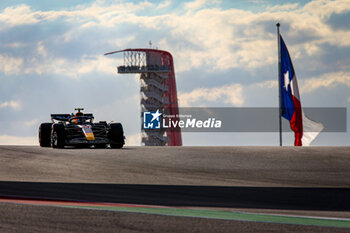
[0,146,349,232]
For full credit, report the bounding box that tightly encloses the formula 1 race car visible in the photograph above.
[39,108,125,149]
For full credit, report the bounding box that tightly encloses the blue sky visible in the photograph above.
[0,0,349,146]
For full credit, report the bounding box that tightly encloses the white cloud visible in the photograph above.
[36,41,48,58]
[0,4,39,28]
[24,119,39,127]
[22,49,121,78]
[0,2,155,30]
[107,35,136,49]
[157,0,172,9]
[0,135,37,145]
[157,8,276,72]
[74,55,121,76]
[303,42,321,56]
[184,0,207,11]
[300,71,350,94]
[0,54,23,75]
[157,0,350,72]
[254,80,278,89]
[179,84,244,107]
[4,42,27,48]
[0,101,21,110]
[2,0,350,74]
[267,3,299,12]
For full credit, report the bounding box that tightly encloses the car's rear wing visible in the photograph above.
[51,114,94,122]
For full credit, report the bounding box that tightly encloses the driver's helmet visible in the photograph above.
[73,112,85,124]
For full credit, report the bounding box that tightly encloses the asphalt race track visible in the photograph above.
[0,146,349,232]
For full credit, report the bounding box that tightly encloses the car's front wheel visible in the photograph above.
[39,123,52,147]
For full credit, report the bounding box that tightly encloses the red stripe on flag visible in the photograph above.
[290,96,303,146]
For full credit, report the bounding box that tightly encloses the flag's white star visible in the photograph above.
[284,70,290,91]
[151,109,162,122]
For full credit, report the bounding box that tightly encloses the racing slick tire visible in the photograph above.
[51,123,66,149]
[39,123,52,147]
[108,123,125,149]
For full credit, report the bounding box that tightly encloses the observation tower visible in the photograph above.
[104,48,182,146]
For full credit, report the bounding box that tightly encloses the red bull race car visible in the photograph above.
[39,108,125,149]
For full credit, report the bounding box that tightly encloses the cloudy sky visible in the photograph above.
[0,0,349,146]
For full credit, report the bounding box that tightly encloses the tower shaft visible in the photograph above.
[105,48,182,146]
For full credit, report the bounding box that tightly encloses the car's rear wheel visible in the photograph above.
[108,123,125,149]
[39,123,52,147]
[51,124,65,149]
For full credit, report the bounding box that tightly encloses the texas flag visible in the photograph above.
[280,35,323,146]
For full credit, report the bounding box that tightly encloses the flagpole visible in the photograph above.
[277,22,282,146]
